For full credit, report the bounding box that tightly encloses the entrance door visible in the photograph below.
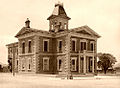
[89,57,92,72]
[80,57,84,73]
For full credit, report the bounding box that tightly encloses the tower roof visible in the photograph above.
[47,3,71,20]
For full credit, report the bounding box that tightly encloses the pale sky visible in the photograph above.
[0,0,120,64]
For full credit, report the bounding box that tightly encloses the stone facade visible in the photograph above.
[6,3,100,77]
[6,42,18,72]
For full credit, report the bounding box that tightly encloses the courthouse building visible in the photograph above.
[6,3,100,76]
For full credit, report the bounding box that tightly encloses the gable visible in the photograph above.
[76,30,92,35]
[70,25,101,38]
[15,27,37,37]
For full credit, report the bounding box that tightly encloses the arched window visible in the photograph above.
[28,41,32,53]
[22,42,25,54]
[64,23,67,29]
[51,25,54,30]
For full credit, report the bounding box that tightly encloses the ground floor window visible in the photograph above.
[28,58,32,70]
[43,57,49,71]
[21,59,25,70]
[16,60,18,70]
[71,57,77,71]
[57,59,62,71]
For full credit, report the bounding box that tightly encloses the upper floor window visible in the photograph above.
[22,42,25,54]
[90,41,94,51]
[43,57,49,71]
[59,22,62,26]
[64,23,67,29]
[43,39,49,52]
[51,25,54,30]
[16,48,18,55]
[28,41,32,53]
[81,42,86,51]
[10,48,12,53]
[59,22,62,29]
[58,40,62,52]
[9,48,12,54]
[80,40,87,51]
[71,39,76,52]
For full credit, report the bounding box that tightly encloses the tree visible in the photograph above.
[97,53,116,74]
[0,65,2,72]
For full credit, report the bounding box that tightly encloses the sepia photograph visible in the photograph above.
[0,0,120,88]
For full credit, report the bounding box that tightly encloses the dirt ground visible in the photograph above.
[0,73,120,88]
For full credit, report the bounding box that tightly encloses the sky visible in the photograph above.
[0,0,120,64]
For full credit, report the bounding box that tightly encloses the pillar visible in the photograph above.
[86,57,89,73]
[92,55,94,73]
[83,50,86,74]
[78,51,81,73]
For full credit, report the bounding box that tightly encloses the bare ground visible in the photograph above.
[0,73,120,88]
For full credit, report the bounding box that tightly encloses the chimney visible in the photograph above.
[25,18,30,28]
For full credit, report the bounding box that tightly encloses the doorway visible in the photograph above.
[80,57,84,73]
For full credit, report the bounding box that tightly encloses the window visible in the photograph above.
[28,41,32,53]
[72,39,76,52]
[28,58,32,70]
[16,60,18,69]
[58,40,62,52]
[10,48,12,53]
[22,42,25,54]
[80,42,86,51]
[59,22,62,29]
[57,59,62,71]
[84,42,86,50]
[71,57,77,71]
[16,48,18,55]
[21,59,25,70]
[90,41,94,51]
[72,41,75,51]
[59,22,62,26]
[51,25,54,30]
[17,60,18,66]
[64,23,67,29]
[43,39,49,52]
[43,57,49,71]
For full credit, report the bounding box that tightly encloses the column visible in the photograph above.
[94,40,97,73]
[83,50,86,74]
[92,56,94,73]
[78,51,81,73]
[86,57,89,73]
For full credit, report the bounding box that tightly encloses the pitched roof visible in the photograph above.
[15,27,51,37]
[15,27,37,37]
[6,42,18,47]
[47,3,70,20]
[70,25,101,38]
